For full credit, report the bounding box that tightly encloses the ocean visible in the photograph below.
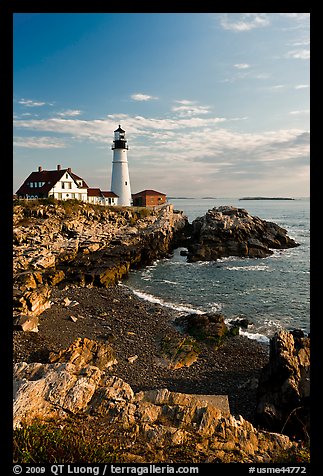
[124,197,310,344]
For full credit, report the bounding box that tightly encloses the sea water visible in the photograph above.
[124,198,310,343]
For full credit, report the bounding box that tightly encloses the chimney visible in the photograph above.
[57,164,61,171]
[38,166,42,172]
[67,167,71,173]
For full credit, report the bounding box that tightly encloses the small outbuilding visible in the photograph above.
[132,189,167,207]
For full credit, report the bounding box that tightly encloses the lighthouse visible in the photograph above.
[110,125,132,206]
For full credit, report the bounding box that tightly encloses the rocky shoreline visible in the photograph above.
[13,282,269,424]
[12,200,309,463]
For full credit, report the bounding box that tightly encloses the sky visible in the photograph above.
[13,12,310,198]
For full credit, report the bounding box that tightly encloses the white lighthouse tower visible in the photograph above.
[110,125,132,206]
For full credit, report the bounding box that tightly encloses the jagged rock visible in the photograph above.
[48,337,117,371]
[13,362,102,428]
[14,272,43,291]
[187,206,299,262]
[45,269,65,286]
[256,330,310,439]
[13,361,296,461]
[13,202,189,292]
[13,284,51,317]
[159,335,200,369]
[175,312,237,346]
[13,315,39,332]
[31,251,56,269]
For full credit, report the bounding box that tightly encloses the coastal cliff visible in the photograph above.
[13,201,188,320]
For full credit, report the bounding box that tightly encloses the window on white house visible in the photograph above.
[66,173,69,179]
[61,182,65,189]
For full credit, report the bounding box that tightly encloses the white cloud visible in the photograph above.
[172,100,211,117]
[287,49,310,60]
[292,39,310,47]
[289,110,310,115]
[130,93,158,101]
[279,13,310,20]
[57,109,82,117]
[220,13,270,32]
[18,98,47,107]
[234,63,250,69]
[294,84,309,89]
[13,113,228,141]
[13,111,309,197]
[269,85,286,90]
[13,136,67,148]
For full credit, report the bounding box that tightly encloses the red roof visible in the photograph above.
[102,191,118,198]
[16,168,88,196]
[132,189,166,197]
[70,171,89,188]
[87,188,102,197]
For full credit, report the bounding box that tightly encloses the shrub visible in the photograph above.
[13,419,117,463]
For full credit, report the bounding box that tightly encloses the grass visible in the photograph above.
[13,416,310,464]
[13,417,118,463]
[271,442,310,463]
[13,198,155,223]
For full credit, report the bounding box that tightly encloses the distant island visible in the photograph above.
[168,197,218,200]
[168,197,195,200]
[239,197,295,201]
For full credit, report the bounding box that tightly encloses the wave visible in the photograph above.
[128,288,205,314]
[224,264,271,272]
[239,329,270,345]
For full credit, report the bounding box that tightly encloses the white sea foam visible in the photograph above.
[130,288,205,314]
[225,264,271,272]
[209,302,223,312]
[239,329,270,345]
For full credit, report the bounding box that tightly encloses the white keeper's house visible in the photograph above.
[16,164,118,206]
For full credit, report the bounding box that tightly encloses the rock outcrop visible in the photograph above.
[175,312,238,347]
[187,206,299,262]
[13,356,296,462]
[48,337,117,371]
[13,202,189,327]
[13,202,188,279]
[256,330,310,440]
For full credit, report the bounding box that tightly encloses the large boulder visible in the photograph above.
[255,329,310,440]
[13,362,102,428]
[13,283,51,318]
[48,337,117,371]
[175,312,237,346]
[187,206,299,262]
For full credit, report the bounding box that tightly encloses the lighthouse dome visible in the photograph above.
[114,125,125,133]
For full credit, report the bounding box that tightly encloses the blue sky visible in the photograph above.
[13,13,310,197]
